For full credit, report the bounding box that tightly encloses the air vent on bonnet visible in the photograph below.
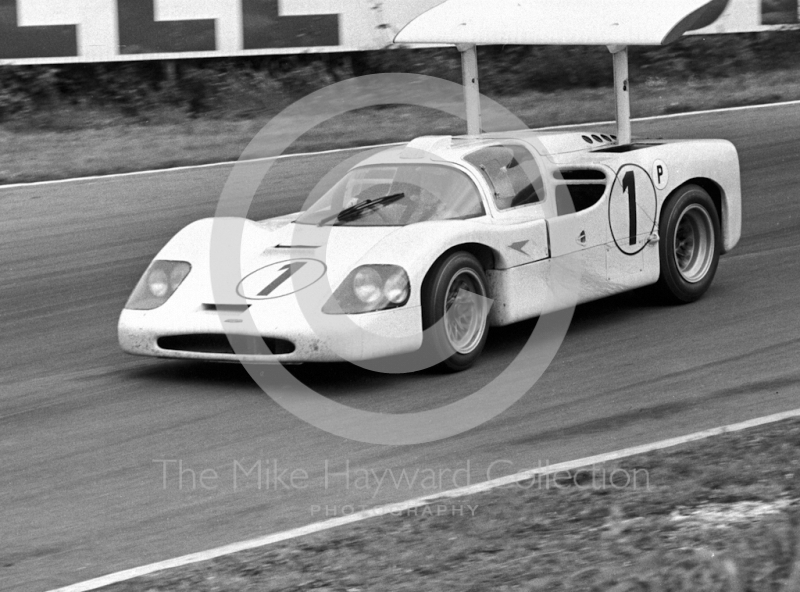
[202,304,250,313]
[273,244,320,249]
[553,168,609,216]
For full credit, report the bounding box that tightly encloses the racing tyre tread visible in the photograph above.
[421,252,490,372]
[657,184,721,303]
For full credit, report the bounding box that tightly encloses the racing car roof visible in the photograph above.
[394,0,729,47]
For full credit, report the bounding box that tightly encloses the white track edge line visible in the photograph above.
[48,406,800,592]
[539,97,800,130]
[6,98,800,192]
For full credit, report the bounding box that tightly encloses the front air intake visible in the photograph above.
[158,334,295,355]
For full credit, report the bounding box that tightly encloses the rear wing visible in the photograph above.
[394,0,729,47]
[394,0,729,142]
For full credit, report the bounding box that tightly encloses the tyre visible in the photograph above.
[422,252,490,372]
[657,184,721,303]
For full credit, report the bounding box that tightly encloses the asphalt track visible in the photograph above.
[2,103,800,591]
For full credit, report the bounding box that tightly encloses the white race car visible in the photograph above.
[119,0,741,371]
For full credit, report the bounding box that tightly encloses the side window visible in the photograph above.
[464,144,544,210]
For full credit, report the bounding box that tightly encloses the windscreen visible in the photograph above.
[295,164,486,227]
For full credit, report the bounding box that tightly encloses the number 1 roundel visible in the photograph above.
[237,259,327,300]
[608,164,658,256]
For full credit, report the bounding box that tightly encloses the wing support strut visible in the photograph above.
[458,43,482,136]
[609,44,631,145]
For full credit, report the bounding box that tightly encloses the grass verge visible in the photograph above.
[3,69,800,185]
[101,418,800,591]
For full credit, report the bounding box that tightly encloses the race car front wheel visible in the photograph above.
[657,184,721,303]
[422,252,489,372]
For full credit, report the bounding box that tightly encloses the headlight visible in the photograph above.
[353,268,383,305]
[125,260,191,310]
[323,265,410,314]
[384,270,410,304]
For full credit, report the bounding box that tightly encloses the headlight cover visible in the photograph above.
[125,260,191,310]
[323,265,410,314]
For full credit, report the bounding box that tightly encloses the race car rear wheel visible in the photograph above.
[657,184,721,303]
[422,252,489,372]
